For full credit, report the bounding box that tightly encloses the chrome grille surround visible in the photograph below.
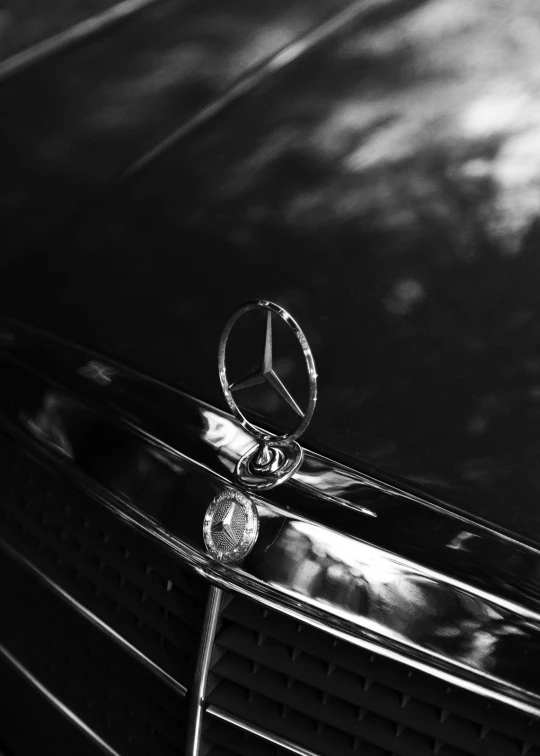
[0,641,123,756]
[2,319,540,756]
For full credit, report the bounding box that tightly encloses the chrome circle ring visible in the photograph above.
[218,300,317,447]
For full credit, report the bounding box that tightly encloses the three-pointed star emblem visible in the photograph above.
[203,489,259,562]
[211,503,241,547]
[229,311,303,418]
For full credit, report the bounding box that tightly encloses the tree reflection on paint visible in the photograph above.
[5,0,540,539]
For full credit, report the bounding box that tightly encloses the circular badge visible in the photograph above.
[203,490,259,563]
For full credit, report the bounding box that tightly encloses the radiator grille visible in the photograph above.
[0,435,207,690]
[203,715,294,756]
[3,433,540,756]
[206,595,540,756]
[0,550,188,756]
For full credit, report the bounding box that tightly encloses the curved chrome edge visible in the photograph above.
[186,587,224,756]
[3,321,540,716]
[218,300,317,445]
[0,641,123,756]
[206,705,323,756]
[202,568,540,721]
[4,423,540,720]
[2,318,540,613]
[0,537,187,697]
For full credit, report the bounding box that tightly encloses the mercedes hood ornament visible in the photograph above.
[218,300,317,490]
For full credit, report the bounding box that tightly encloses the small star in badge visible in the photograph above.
[204,490,259,563]
[211,502,244,548]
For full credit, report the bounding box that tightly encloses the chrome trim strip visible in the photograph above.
[0,537,187,697]
[5,421,540,720]
[186,587,224,756]
[205,572,540,719]
[3,322,540,716]
[0,0,161,84]
[206,706,322,756]
[0,641,123,756]
[2,318,539,608]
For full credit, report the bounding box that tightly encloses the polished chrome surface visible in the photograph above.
[218,300,316,489]
[3,319,540,612]
[186,586,224,756]
[0,537,187,696]
[203,489,259,564]
[0,641,122,756]
[206,705,323,756]
[219,301,317,441]
[235,439,304,492]
[3,322,540,715]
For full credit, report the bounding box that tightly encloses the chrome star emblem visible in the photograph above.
[203,490,259,563]
[219,301,316,440]
[229,310,303,418]
[217,300,317,490]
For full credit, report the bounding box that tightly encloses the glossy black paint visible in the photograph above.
[0,0,120,61]
[0,0,353,256]
[3,0,540,542]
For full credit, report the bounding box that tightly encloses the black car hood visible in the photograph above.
[4,0,540,543]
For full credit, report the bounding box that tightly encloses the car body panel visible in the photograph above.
[3,0,540,543]
[0,0,354,256]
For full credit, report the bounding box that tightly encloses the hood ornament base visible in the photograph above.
[218,300,317,491]
[236,440,304,491]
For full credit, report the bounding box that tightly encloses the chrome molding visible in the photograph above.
[186,587,224,756]
[2,319,539,603]
[206,705,323,756]
[3,321,540,716]
[0,537,187,697]
[0,641,122,756]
